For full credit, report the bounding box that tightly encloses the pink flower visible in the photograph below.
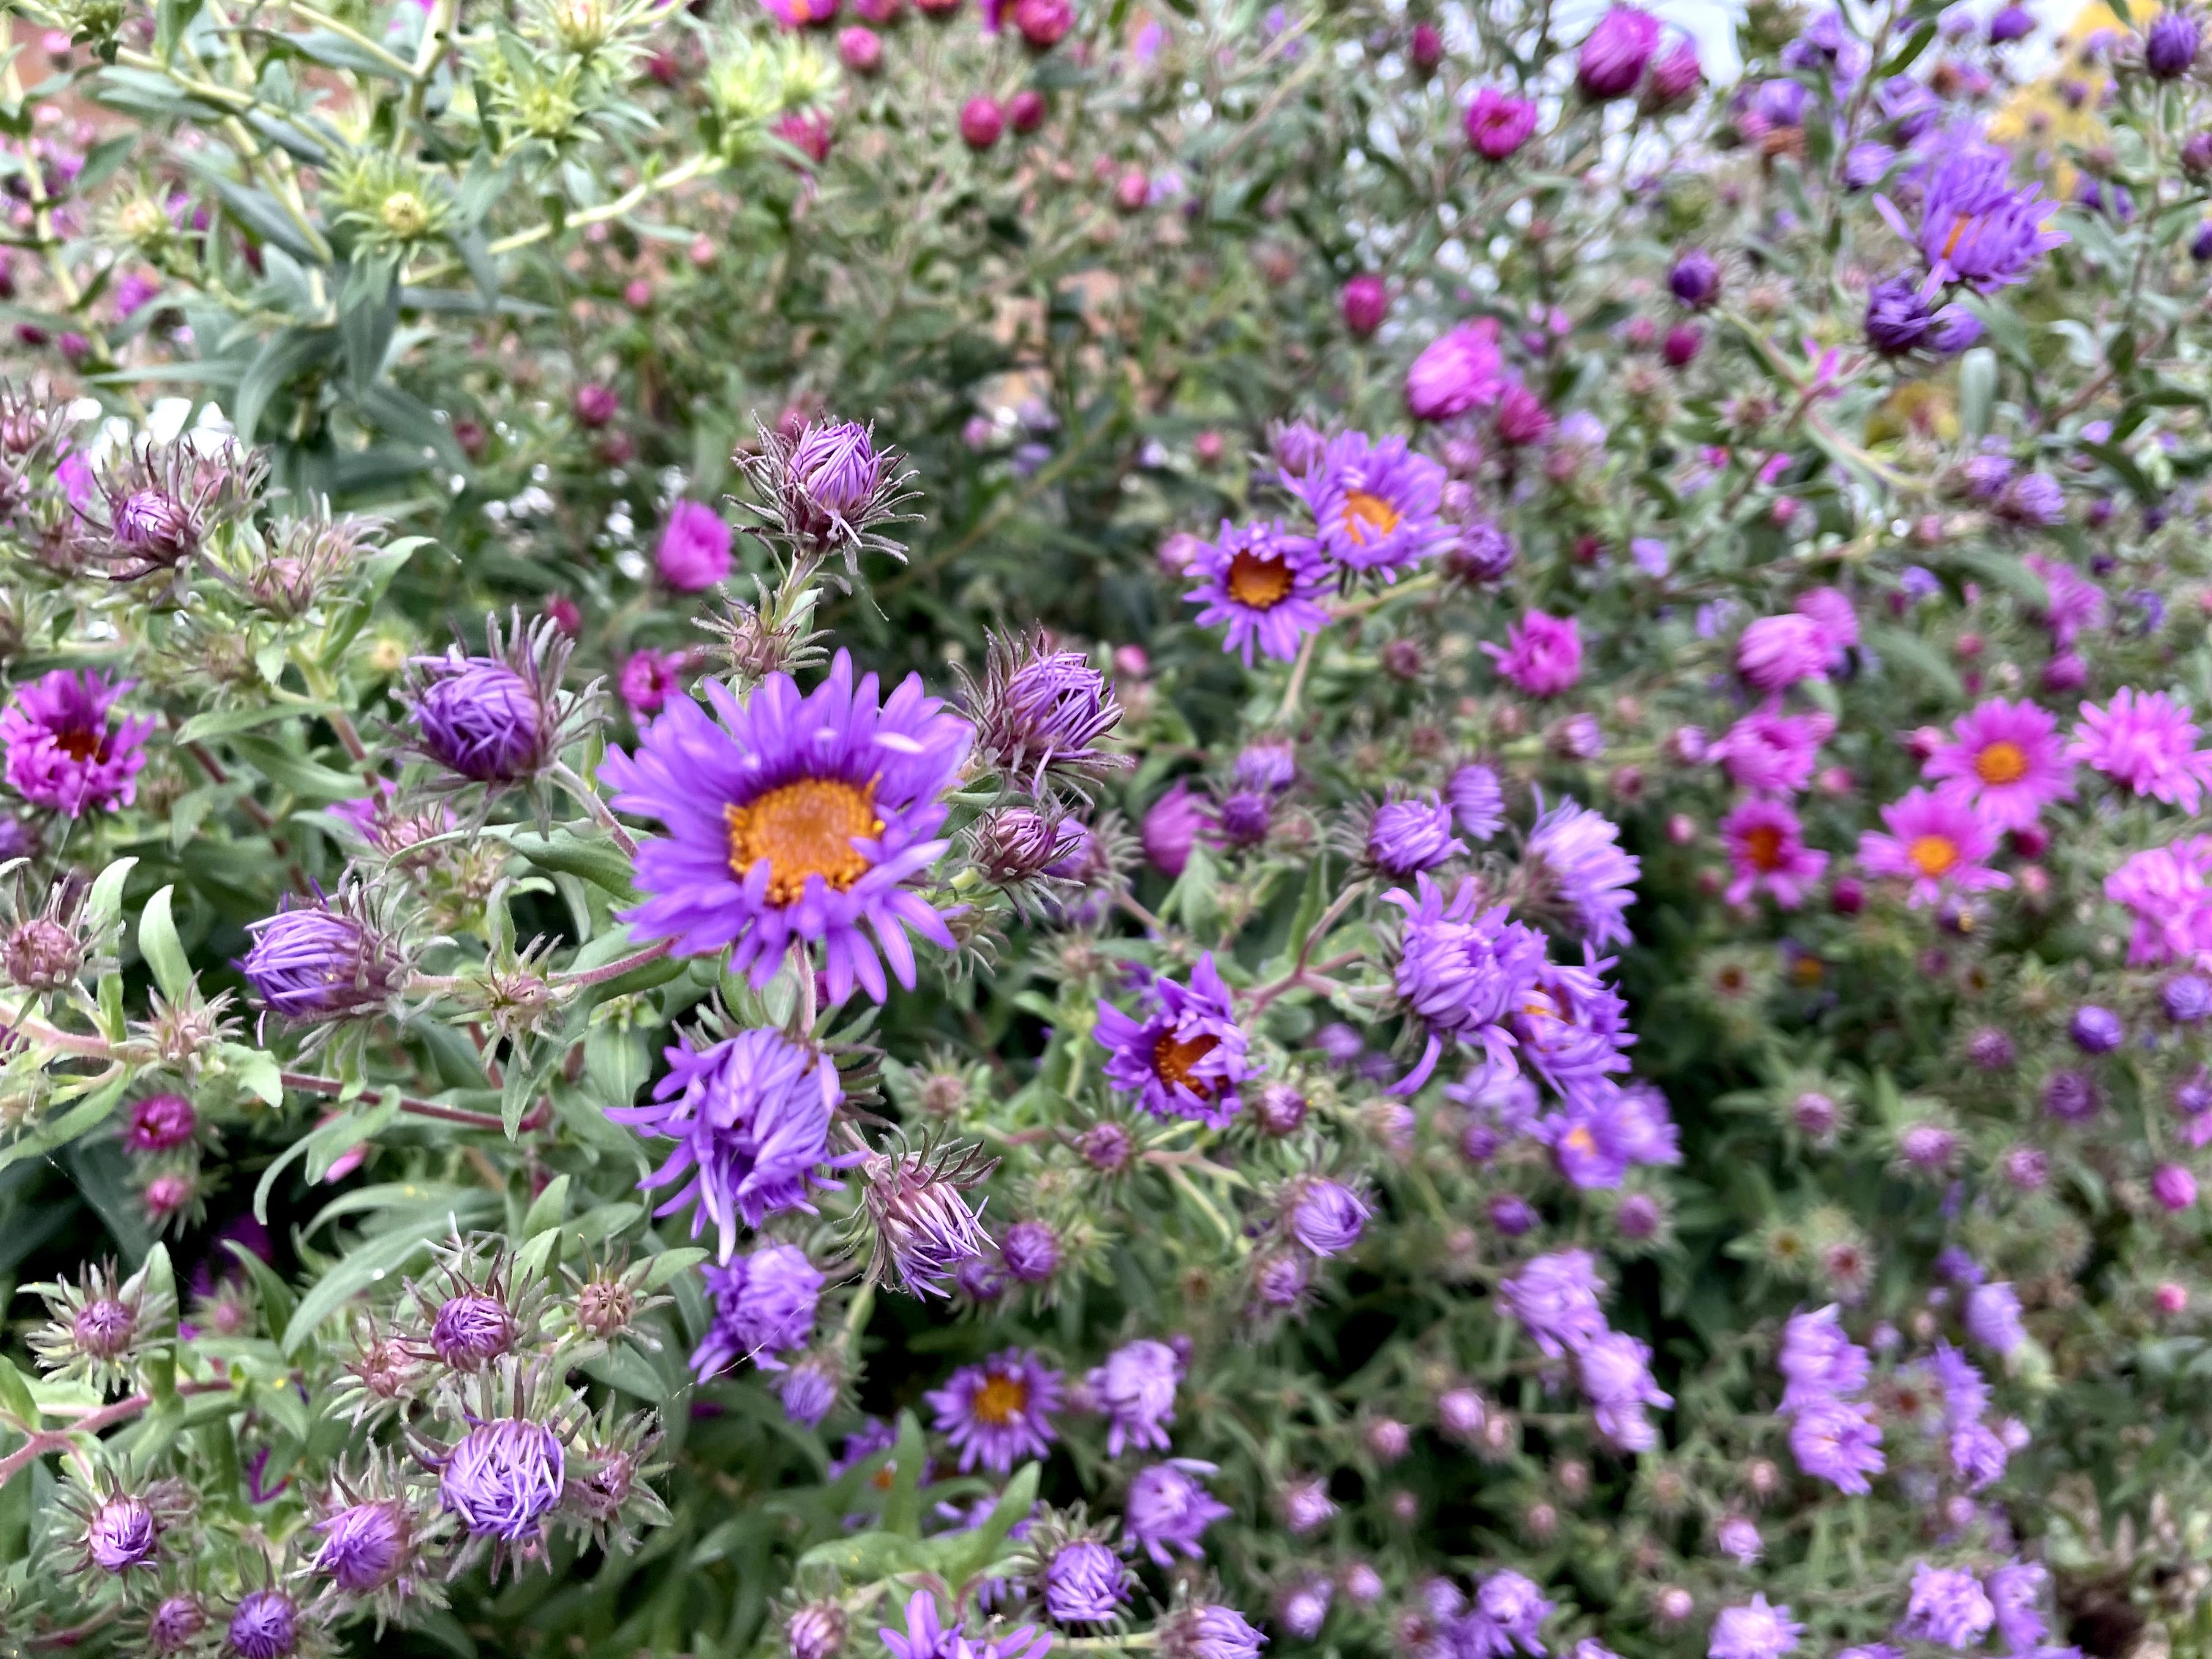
[1578,4,1660,98]
[1464,88,1540,159]
[1484,612,1582,697]
[1923,698,2074,830]
[759,0,837,23]
[1494,383,1554,446]
[1735,614,1830,693]
[1720,799,1828,908]
[1793,586,1858,662]
[1712,707,1835,795]
[1143,780,1217,876]
[619,648,686,717]
[2025,553,2105,644]
[1406,320,1508,422]
[656,500,733,591]
[2104,838,2212,966]
[2069,690,2212,812]
[1856,789,2011,908]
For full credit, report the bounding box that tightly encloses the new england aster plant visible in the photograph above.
[7,0,2212,1655]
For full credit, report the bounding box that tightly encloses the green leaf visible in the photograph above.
[233,325,338,445]
[1957,347,1997,442]
[522,1173,571,1237]
[175,701,334,745]
[505,831,636,900]
[154,0,205,60]
[83,857,139,941]
[136,886,192,1003]
[0,1075,128,1175]
[219,1043,285,1107]
[223,1240,298,1335]
[943,1461,1039,1587]
[0,1356,39,1428]
[1867,624,1965,701]
[881,1410,928,1536]
[227,735,361,801]
[581,1345,669,1400]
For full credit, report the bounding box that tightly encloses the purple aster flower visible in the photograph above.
[778,1352,842,1426]
[604,652,971,1004]
[1778,1305,1870,1404]
[781,421,887,543]
[1515,952,1634,1106]
[1279,1476,1336,1534]
[963,632,1128,791]
[440,1418,565,1541]
[1788,1395,1884,1494]
[429,1294,514,1369]
[1001,1219,1060,1283]
[86,1495,157,1573]
[1950,1420,2009,1490]
[1088,1337,1184,1456]
[1234,740,1297,793]
[929,1353,1066,1478]
[1186,521,1331,664]
[1445,516,1519,587]
[1578,4,1660,97]
[1280,1579,1331,1639]
[2145,11,2200,76]
[880,1591,953,1659]
[1285,1178,1369,1257]
[1856,789,2009,908]
[1844,141,1896,189]
[1500,1249,1608,1357]
[1524,798,1640,949]
[1669,249,1720,309]
[124,1093,198,1154]
[1579,1328,1673,1450]
[1448,764,1505,840]
[1709,1598,1801,1659]
[407,654,554,786]
[2071,1005,2123,1053]
[239,889,405,1022]
[1044,1540,1130,1624]
[1216,790,1271,848]
[1899,1564,1995,1651]
[1404,320,1510,424]
[312,1500,408,1593]
[1385,876,1549,1094]
[862,1141,997,1298]
[1989,4,2034,40]
[1716,1516,1762,1564]
[148,1597,206,1655]
[1880,124,2066,290]
[0,669,153,817]
[655,499,733,590]
[1096,953,1260,1129]
[227,1591,300,1659]
[1124,1460,1231,1565]
[611,1028,846,1260]
[1987,1562,2048,1655]
[791,1602,848,1659]
[1283,432,1454,579]
[1160,1604,1265,1659]
[1369,797,1466,876]
[693,1241,825,1376]
[1458,1570,1553,1658]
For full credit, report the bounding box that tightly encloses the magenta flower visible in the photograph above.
[604,652,970,1004]
[1923,697,2074,829]
[1881,123,2066,290]
[1794,586,1859,661]
[1404,320,1509,423]
[1143,780,1217,876]
[1720,798,1828,907]
[2025,552,2106,644]
[1385,875,1549,1094]
[1464,89,1539,158]
[1712,707,1835,796]
[609,1027,851,1260]
[1185,521,1331,664]
[926,1348,1064,1474]
[617,648,685,718]
[1484,612,1582,697]
[1735,614,1829,693]
[1284,432,1453,579]
[2069,689,2212,812]
[655,499,734,591]
[1578,4,1660,97]
[2104,838,2212,966]
[0,670,154,817]
[1096,953,1259,1129]
[1856,789,2009,908]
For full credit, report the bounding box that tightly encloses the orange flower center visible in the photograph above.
[1152,1031,1219,1096]
[1908,834,1959,878]
[1974,740,2028,786]
[1342,490,1402,545]
[725,777,884,904]
[1563,1126,1596,1156]
[1941,215,1982,261]
[971,1374,1030,1426]
[1225,550,1295,610]
[1742,824,1786,871]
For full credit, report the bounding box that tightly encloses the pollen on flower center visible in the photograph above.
[1225,550,1295,609]
[1151,1030,1220,1095]
[1974,740,2028,785]
[55,726,102,764]
[1908,833,1959,877]
[1342,489,1402,544]
[725,777,884,904]
[1564,1126,1596,1155]
[1742,825,1786,870]
[971,1374,1031,1425]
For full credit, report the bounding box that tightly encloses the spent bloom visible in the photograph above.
[927,1348,1064,1474]
[1096,953,1260,1129]
[0,670,154,817]
[605,652,970,1003]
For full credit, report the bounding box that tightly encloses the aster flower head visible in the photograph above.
[1184,521,1331,665]
[1579,4,1660,95]
[605,651,971,1003]
[1500,1249,1609,1357]
[1087,1337,1184,1456]
[1465,88,1540,158]
[1366,796,1466,877]
[227,1590,304,1659]
[1899,1565,1994,1651]
[1579,1329,1673,1450]
[1856,789,2009,908]
[609,1026,849,1261]
[1387,876,1549,1094]
[56,1467,193,1583]
[1881,124,2066,290]
[859,1136,998,1298]
[1484,611,1583,699]
[437,1417,566,1551]
[1042,1537,1132,1625]
[1096,953,1260,1129]
[1,870,101,996]
[619,648,686,718]
[1787,1394,1884,1493]
[1524,797,1640,949]
[1124,1459,1232,1565]
[962,631,1130,794]
[1458,1570,1553,1658]
[1284,432,1454,578]
[1987,1562,2049,1653]
[91,434,263,584]
[693,1241,825,1377]
[404,610,593,789]
[927,1347,1064,1473]
[1924,698,2074,829]
[1778,1304,1870,1404]
[737,416,918,571]
[1735,614,1829,693]
[1284,1177,1370,1257]
[1449,764,1506,840]
[300,1452,442,1629]
[0,669,154,818]
[1721,799,1828,908]
[655,499,734,591]
[1709,1597,1802,1659]
[30,1257,173,1392]
[2105,838,2212,966]
[1513,950,1635,1105]
[1159,1603,1265,1659]
[2069,689,2212,811]
[1404,322,1509,424]
[1713,707,1835,796]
